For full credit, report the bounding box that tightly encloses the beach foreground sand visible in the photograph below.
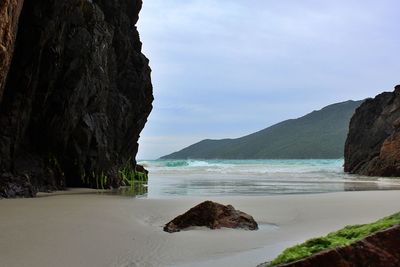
[1,190,400,267]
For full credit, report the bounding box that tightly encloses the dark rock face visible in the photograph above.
[276,225,400,267]
[344,86,400,176]
[0,0,153,197]
[164,201,258,233]
[0,173,35,198]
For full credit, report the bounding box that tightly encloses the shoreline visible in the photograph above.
[1,190,400,267]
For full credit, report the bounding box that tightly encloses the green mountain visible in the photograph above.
[161,100,364,159]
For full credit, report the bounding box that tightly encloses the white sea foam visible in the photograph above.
[138,159,400,198]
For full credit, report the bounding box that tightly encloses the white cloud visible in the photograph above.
[137,0,400,159]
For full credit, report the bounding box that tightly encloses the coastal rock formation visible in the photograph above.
[275,225,400,267]
[0,0,153,197]
[344,86,400,176]
[164,201,258,233]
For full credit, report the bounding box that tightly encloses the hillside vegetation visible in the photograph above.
[162,100,363,159]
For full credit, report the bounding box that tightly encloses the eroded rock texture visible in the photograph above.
[164,201,259,233]
[0,0,24,100]
[0,0,153,197]
[276,225,400,267]
[344,86,400,176]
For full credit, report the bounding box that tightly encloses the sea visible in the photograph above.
[135,159,400,198]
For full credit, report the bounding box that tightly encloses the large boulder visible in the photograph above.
[344,86,400,176]
[274,225,400,267]
[164,201,258,233]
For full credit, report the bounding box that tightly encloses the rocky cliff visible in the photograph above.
[0,0,153,197]
[275,225,400,267]
[344,86,400,176]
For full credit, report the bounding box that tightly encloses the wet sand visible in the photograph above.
[1,190,400,267]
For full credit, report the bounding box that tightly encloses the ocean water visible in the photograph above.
[138,159,400,198]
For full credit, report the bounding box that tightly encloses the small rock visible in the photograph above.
[135,164,149,175]
[164,200,258,233]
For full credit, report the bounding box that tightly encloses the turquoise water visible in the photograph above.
[138,159,400,198]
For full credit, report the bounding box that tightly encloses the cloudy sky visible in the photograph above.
[136,0,400,159]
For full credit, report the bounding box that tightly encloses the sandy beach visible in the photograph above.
[1,190,400,267]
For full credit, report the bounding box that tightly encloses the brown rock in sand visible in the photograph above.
[164,201,258,233]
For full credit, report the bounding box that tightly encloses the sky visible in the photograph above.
[136,0,400,160]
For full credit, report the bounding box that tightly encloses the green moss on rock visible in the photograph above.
[268,212,400,266]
